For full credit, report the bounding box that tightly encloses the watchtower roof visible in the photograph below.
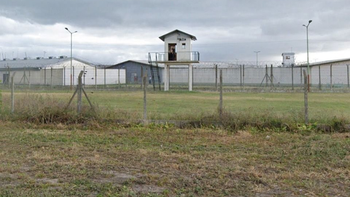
[159,29,197,41]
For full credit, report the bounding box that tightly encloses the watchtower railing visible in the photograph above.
[148,51,200,63]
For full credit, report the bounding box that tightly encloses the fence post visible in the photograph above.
[141,65,143,89]
[239,65,242,87]
[270,64,273,87]
[0,89,2,113]
[300,67,303,87]
[11,73,16,114]
[44,67,47,86]
[83,66,86,88]
[64,67,66,86]
[291,65,294,90]
[7,66,11,88]
[319,65,321,90]
[219,70,223,118]
[95,66,97,90]
[29,70,31,89]
[242,64,245,88]
[330,64,333,91]
[118,69,121,88]
[77,71,83,114]
[104,66,106,89]
[215,64,218,91]
[143,75,147,124]
[303,70,308,125]
[51,67,53,88]
[347,65,349,88]
[265,65,268,87]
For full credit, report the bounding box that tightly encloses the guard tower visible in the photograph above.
[282,52,295,67]
[148,29,200,91]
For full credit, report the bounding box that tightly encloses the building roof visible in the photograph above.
[106,60,166,69]
[309,58,350,67]
[0,57,94,70]
[159,29,197,41]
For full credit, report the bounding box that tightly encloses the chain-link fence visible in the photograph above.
[0,66,126,90]
[165,64,350,91]
[1,63,350,92]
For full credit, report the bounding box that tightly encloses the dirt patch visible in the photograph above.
[95,171,137,184]
[132,184,164,194]
[36,178,59,184]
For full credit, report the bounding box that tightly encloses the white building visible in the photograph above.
[0,56,125,86]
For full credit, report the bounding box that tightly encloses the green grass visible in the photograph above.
[0,123,349,196]
[5,90,350,113]
[0,90,349,195]
[2,90,350,125]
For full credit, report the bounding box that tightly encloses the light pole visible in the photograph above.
[65,27,77,90]
[303,20,312,92]
[254,51,260,67]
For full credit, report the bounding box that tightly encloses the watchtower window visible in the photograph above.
[182,43,186,49]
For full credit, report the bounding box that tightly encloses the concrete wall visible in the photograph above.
[169,66,305,86]
[310,63,350,87]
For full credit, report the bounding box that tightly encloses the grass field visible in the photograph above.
[0,90,350,196]
[0,122,349,196]
[2,90,350,121]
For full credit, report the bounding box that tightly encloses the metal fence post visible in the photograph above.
[319,65,321,90]
[44,67,47,86]
[11,73,16,114]
[242,64,245,88]
[7,66,11,88]
[239,65,242,87]
[219,70,223,118]
[300,67,303,87]
[215,64,218,91]
[141,65,143,89]
[95,66,97,90]
[347,65,349,88]
[143,75,147,124]
[104,66,106,89]
[0,89,2,113]
[265,65,268,87]
[118,69,121,88]
[303,70,308,125]
[330,64,333,91]
[291,65,294,90]
[77,71,83,114]
[270,64,273,87]
[64,67,66,86]
[51,67,53,88]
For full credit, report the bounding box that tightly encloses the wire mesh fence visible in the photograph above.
[1,63,350,92]
[2,64,350,133]
[166,64,350,92]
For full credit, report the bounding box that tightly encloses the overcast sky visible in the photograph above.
[1,0,350,65]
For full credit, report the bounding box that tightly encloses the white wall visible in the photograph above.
[168,66,305,86]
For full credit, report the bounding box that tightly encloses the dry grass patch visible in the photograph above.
[0,123,349,196]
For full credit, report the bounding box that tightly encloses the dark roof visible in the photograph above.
[107,60,167,69]
[107,60,150,68]
[159,29,197,41]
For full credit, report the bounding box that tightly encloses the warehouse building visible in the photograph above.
[107,60,163,85]
[0,56,125,87]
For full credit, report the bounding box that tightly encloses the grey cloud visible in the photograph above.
[1,0,350,64]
